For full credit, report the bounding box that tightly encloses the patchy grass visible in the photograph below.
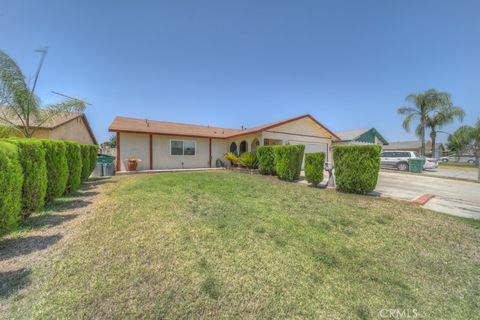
[1,171,479,319]
[439,162,478,170]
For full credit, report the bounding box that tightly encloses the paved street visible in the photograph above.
[376,171,480,219]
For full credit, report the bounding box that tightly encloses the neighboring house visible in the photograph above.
[335,128,388,146]
[108,114,339,171]
[383,140,445,157]
[1,108,97,144]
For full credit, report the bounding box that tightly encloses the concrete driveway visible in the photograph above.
[376,171,480,219]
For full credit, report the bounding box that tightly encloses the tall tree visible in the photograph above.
[422,105,465,158]
[398,89,453,156]
[0,49,86,137]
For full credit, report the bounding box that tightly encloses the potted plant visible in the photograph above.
[126,158,142,171]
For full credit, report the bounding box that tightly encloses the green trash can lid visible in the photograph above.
[97,154,115,164]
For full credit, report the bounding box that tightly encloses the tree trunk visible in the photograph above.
[430,130,436,158]
[420,114,426,156]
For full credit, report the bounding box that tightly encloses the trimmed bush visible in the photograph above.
[41,140,68,204]
[5,139,47,216]
[88,145,98,174]
[305,152,325,186]
[257,146,276,175]
[238,151,258,169]
[80,144,91,181]
[333,145,381,194]
[65,141,82,193]
[0,141,23,234]
[274,144,305,181]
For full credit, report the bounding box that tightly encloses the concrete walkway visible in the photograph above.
[376,171,480,219]
[116,167,224,175]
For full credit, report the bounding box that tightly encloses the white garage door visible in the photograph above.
[289,141,328,169]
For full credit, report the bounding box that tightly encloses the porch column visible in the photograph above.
[209,138,212,168]
[149,134,153,170]
[116,132,120,171]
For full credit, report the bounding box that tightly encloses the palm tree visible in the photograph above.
[422,105,465,158]
[397,89,452,156]
[0,49,86,138]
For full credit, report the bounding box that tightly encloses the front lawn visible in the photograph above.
[1,172,479,319]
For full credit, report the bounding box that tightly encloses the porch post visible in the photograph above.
[149,134,153,170]
[209,138,212,168]
[116,132,120,171]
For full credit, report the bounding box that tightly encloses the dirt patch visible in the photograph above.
[0,178,113,298]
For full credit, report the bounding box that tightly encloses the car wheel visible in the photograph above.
[397,162,409,171]
[442,158,448,162]
[467,159,475,164]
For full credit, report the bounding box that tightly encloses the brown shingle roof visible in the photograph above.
[109,114,340,140]
[0,106,82,128]
[109,116,241,138]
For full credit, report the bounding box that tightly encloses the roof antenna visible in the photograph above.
[145,119,149,127]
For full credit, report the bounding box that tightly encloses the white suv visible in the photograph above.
[380,151,438,171]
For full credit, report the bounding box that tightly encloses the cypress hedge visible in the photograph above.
[41,140,68,204]
[88,145,98,174]
[257,146,276,175]
[304,152,325,186]
[333,145,381,194]
[65,141,82,193]
[0,141,23,234]
[274,144,305,181]
[80,144,91,181]
[6,139,47,216]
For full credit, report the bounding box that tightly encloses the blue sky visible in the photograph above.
[1,0,479,143]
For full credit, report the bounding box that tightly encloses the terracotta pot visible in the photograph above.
[127,160,138,171]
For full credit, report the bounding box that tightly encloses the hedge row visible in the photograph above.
[333,145,381,194]
[305,152,325,186]
[0,141,23,234]
[257,145,305,182]
[0,139,98,235]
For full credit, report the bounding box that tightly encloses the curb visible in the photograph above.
[413,194,435,205]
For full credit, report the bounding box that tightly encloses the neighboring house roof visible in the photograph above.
[0,106,97,144]
[383,140,444,150]
[109,114,340,140]
[336,127,388,145]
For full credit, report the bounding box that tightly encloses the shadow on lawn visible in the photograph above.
[0,234,62,261]
[0,268,31,298]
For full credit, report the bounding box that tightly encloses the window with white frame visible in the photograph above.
[170,140,196,156]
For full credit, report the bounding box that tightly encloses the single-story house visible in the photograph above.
[335,127,388,146]
[0,107,97,144]
[383,140,445,158]
[108,114,340,171]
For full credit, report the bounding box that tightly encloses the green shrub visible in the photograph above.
[80,144,91,181]
[5,139,47,216]
[41,140,68,204]
[0,141,23,234]
[257,146,276,175]
[305,152,325,186]
[333,145,381,194]
[88,145,98,174]
[65,141,82,193]
[238,151,258,169]
[274,144,305,181]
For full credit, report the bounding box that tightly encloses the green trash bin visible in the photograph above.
[408,158,425,173]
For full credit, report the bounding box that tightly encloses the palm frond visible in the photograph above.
[397,106,418,115]
[31,99,86,129]
[401,113,416,132]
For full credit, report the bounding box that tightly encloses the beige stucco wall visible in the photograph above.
[119,133,150,171]
[262,117,334,163]
[49,117,95,144]
[118,133,227,171]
